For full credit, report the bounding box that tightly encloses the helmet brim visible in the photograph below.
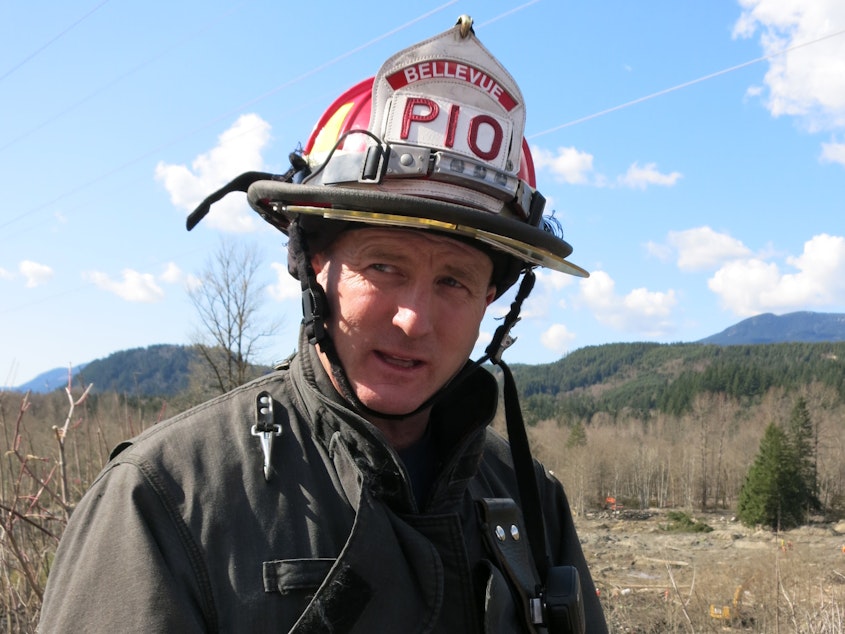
[247,180,589,278]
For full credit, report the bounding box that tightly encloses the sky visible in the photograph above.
[2,0,845,387]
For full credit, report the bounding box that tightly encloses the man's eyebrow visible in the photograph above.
[441,259,490,287]
[355,243,414,262]
[353,239,489,283]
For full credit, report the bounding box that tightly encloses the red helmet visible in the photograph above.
[303,76,538,191]
[246,18,587,290]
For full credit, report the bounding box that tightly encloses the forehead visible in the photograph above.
[331,227,492,265]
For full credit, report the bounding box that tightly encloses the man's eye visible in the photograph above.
[440,277,465,289]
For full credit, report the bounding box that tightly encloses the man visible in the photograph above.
[39,16,607,633]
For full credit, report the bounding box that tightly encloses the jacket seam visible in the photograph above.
[124,456,220,633]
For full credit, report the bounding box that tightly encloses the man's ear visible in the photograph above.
[485,285,496,307]
[310,251,327,277]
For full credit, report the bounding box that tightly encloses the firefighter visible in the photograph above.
[39,16,607,633]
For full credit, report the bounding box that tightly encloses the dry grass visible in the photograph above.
[1,375,843,632]
[0,374,168,632]
[578,510,845,633]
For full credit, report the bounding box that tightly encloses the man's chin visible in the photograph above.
[355,387,432,418]
[361,398,426,418]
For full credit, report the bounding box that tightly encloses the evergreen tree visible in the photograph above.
[566,421,588,449]
[785,397,821,514]
[737,422,806,529]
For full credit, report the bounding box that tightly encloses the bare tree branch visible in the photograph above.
[187,239,281,395]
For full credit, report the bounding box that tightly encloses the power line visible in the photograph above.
[204,1,461,125]
[0,1,550,324]
[528,25,845,139]
[1,0,552,235]
[476,0,544,28]
[0,2,458,233]
[0,1,250,154]
[0,89,336,246]
[0,0,112,83]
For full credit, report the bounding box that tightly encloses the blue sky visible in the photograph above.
[3,0,845,387]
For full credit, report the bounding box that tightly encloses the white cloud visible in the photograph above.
[155,113,271,232]
[518,269,576,320]
[532,146,683,189]
[160,262,183,284]
[85,269,165,303]
[268,261,301,301]
[159,262,201,290]
[531,145,597,184]
[645,240,673,262]
[580,270,616,311]
[19,260,53,288]
[820,139,845,165]
[535,268,576,292]
[541,323,577,354]
[472,330,494,359]
[0,267,13,280]
[708,233,845,315]
[521,294,549,320]
[733,1,845,132]
[618,162,682,189]
[578,270,677,336]
[667,226,752,271]
[476,330,492,347]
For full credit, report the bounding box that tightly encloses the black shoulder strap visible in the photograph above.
[499,359,550,582]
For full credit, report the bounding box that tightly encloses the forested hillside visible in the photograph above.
[507,341,845,424]
[74,344,199,396]
[482,341,845,528]
[8,339,844,521]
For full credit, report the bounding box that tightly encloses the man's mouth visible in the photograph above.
[377,351,422,369]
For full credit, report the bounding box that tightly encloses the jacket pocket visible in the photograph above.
[263,558,335,594]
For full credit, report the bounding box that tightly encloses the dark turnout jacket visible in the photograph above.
[39,341,607,633]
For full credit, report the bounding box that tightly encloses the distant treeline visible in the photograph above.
[35,341,845,423]
[73,344,199,396]
[506,341,845,424]
[59,344,272,398]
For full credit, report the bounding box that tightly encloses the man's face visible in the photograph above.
[312,227,496,417]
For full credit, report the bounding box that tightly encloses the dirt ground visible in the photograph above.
[573,509,845,633]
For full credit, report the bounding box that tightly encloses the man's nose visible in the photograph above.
[393,285,435,337]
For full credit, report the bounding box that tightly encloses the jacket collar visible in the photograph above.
[290,328,499,512]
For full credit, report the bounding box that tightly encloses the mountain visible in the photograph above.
[699,311,845,345]
[74,344,199,396]
[13,364,89,394]
[14,345,197,396]
[12,311,845,395]
[508,339,845,423]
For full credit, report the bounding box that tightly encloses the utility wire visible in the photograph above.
[0,89,336,246]
[0,0,112,83]
[0,1,250,153]
[529,25,845,139]
[1,0,549,234]
[0,2,458,232]
[476,0,543,29]
[0,1,548,323]
[225,0,460,114]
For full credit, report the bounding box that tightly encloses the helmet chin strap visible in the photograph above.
[290,217,536,422]
[293,216,552,599]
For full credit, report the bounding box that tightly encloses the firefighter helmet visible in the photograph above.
[245,16,587,294]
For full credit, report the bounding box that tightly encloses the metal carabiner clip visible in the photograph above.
[251,391,282,481]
